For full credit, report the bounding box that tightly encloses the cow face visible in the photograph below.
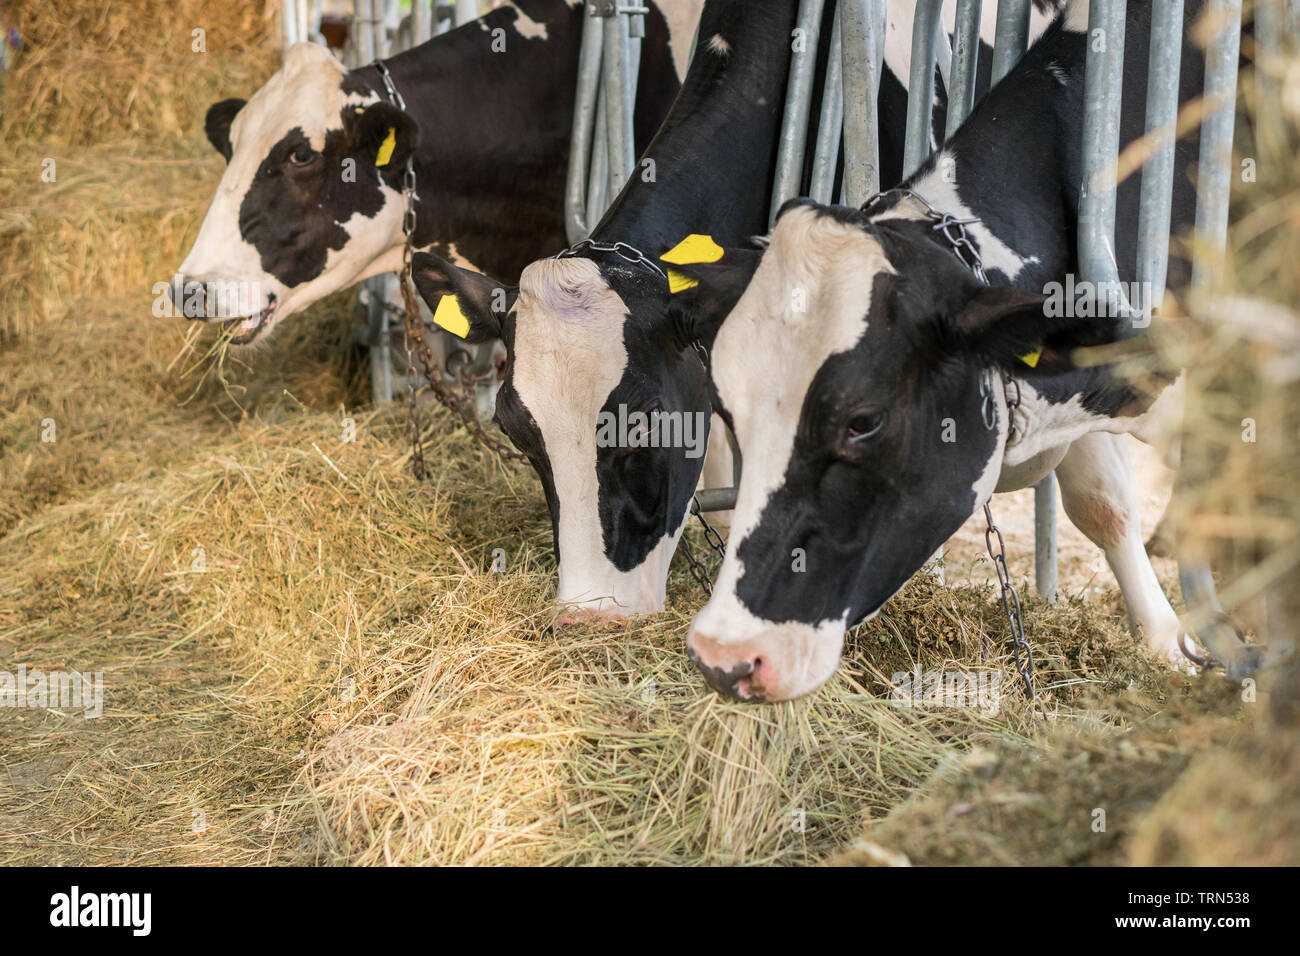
[681,201,1108,702]
[412,249,712,620]
[178,43,415,343]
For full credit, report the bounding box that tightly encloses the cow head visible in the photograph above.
[679,200,1114,702]
[177,43,416,343]
[412,246,713,620]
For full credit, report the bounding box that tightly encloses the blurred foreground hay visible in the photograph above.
[0,1,1293,865]
[1121,2,1300,863]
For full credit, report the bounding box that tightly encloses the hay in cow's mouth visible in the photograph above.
[223,295,277,345]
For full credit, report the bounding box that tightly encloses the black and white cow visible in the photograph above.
[175,0,700,343]
[674,0,1207,701]
[408,0,1064,623]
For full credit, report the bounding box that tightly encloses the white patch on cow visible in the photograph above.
[706,33,730,57]
[510,3,550,41]
[663,0,706,79]
[968,373,1011,506]
[998,378,1132,473]
[687,206,895,698]
[508,257,680,617]
[1063,1,1091,33]
[178,42,401,331]
[877,152,1040,283]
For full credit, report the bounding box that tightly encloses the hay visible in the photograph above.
[0,0,1290,866]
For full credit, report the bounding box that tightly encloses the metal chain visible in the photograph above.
[865,186,1038,707]
[680,495,728,595]
[553,238,668,279]
[862,188,987,284]
[982,503,1037,703]
[372,60,527,473]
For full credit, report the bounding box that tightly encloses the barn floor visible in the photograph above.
[1,0,1291,867]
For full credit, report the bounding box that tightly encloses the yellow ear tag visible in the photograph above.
[433,294,470,339]
[667,269,697,294]
[375,126,397,168]
[661,234,724,294]
[1019,347,1043,368]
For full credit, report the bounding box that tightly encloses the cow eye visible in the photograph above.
[287,146,316,167]
[844,409,887,443]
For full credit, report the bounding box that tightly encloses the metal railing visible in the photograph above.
[565,2,649,243]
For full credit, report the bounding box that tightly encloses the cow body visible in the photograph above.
[683,0,1209,701]
[176,0,698,343]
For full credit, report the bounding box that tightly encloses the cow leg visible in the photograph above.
[1055,432,1182,663]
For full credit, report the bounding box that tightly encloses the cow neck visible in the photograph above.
[353,3,582,283]
[590,0,801,257]
[903,18,1087,293]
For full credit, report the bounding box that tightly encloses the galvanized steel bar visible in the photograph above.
[1078,0,1132,318]
[1033,474,1058,601]
[356,0,376,63]
[946,0,984,137]
[840,0,885,204]
[902,0,946,178]
[1134,0,1184,318]
[990,0,1031,83]
[602,10,637,200]
[565,11,606,243]
[1191,0,1242,290]
[770,0,826,225]
[283,0,300,45]
[809,7,845,204]
[587,92,611,229]
[413,0,431,45]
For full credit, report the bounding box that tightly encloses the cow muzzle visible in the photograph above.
[686,619,846,703]
[164,275,280,345]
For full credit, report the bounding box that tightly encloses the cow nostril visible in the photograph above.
[688,640,761,701]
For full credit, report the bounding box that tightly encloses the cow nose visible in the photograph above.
[166,274,209,320]
[687,633,765,701]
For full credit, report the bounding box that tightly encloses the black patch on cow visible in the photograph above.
[490,309,564,559]
[589,260,711,572]
[729,261,1003,627]
[237,124,387,288]
[205,98,246,161]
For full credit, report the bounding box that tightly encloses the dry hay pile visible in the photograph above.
[0,0,1291,866]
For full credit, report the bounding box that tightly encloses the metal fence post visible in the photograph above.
[413,0,431,45]
[809,8,845,204]
[771,0,827,223]
[990,0,1031,83]
[456,0,479,28]
[901,0,945,179]
[1191,0,1242,291]
[946,0,984,137]
[839,0,885,205]
[565,10,607,243]
[602,9,637,201]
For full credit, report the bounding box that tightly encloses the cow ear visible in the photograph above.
[662,239,762,351]
[411,252,515,344]
[205,98,246,161]
[346,101,419,170]
[956,284,1122,375]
